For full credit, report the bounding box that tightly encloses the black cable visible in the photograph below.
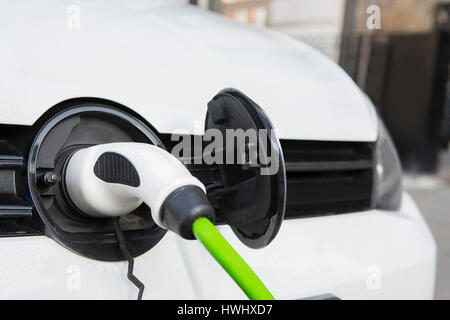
[112,218,145,300]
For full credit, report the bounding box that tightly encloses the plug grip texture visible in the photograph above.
[94,152,140,187]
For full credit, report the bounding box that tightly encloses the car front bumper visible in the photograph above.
[0,192,435,299]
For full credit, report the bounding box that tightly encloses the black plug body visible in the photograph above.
[161,186,215,240]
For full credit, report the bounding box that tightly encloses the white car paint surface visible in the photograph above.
[0,0,436,299]
[0,0,376,141]
[0,192,435,299]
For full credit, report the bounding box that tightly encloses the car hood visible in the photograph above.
[0,0,377,141]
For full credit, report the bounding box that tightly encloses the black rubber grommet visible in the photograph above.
[161,185,215,240]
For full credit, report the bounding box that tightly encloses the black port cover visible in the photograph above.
[205,88,286,248]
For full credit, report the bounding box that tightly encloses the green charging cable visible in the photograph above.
[192,217,275,300]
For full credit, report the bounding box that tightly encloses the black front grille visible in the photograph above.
[281,140,374,218]
[0,125,44,236]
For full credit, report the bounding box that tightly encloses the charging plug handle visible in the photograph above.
[64,142,215,239]
[64,142,273,300]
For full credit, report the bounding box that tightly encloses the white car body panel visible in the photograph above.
[0,193,435,299]
[0,0,435,299]
[0,0,377,142]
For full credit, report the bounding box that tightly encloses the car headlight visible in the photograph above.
[374,118,402,210]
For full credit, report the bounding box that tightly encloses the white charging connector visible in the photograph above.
[64,142,274,301]
[64,142,214,238]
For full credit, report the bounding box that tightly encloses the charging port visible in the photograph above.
[28,102,166,261]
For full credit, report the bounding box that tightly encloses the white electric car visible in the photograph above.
[0,0,436,299]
